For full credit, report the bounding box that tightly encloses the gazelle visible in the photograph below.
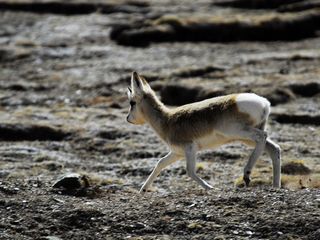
[126,72,281,193]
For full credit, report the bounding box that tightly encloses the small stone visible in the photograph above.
[214,235,226,240]
[42,236,62,240]
[232,230,239,235]
[246,230,253,235]
[187,222,202,229]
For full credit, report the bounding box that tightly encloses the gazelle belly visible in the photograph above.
[196,132,231,150]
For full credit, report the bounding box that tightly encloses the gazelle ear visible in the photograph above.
[127,87,132,98]
[131,71,142,91]
[139,75,151,91]
[131,71,151,96]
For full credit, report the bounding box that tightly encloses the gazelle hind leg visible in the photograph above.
[238,127,268,186]
[265,139,281,188]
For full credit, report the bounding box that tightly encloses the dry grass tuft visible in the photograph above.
[234,162,320,190]
[281,174,320,190]
[234,173,271,188]
[196,162,206,172]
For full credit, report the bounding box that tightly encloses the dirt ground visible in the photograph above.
[0,0,320,239]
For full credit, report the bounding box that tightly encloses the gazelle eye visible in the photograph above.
[130,101,136,107]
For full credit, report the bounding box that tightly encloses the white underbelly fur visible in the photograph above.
[196,132,230,150]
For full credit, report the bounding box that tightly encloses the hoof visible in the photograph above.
[139,188,147,194]
[243,176,251,187]
[206,185,214,190]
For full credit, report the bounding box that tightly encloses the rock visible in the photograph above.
[52,173,90,190]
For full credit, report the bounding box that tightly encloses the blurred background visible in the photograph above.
[0,0,320,239]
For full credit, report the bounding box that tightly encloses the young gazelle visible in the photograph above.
[127,72,281,192]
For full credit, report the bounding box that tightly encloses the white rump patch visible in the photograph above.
[236,93,270,124]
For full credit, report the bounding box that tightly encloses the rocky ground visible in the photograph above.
[0,0,320,239]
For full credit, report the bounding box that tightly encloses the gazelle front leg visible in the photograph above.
[185,143,213,190]
[140,152,181,193]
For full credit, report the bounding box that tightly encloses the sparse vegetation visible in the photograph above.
[281,159,312,175]
[0,0,320,239]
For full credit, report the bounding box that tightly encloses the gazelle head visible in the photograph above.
[126,71,151,125]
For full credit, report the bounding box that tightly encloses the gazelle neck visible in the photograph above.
[142,92,170,140]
